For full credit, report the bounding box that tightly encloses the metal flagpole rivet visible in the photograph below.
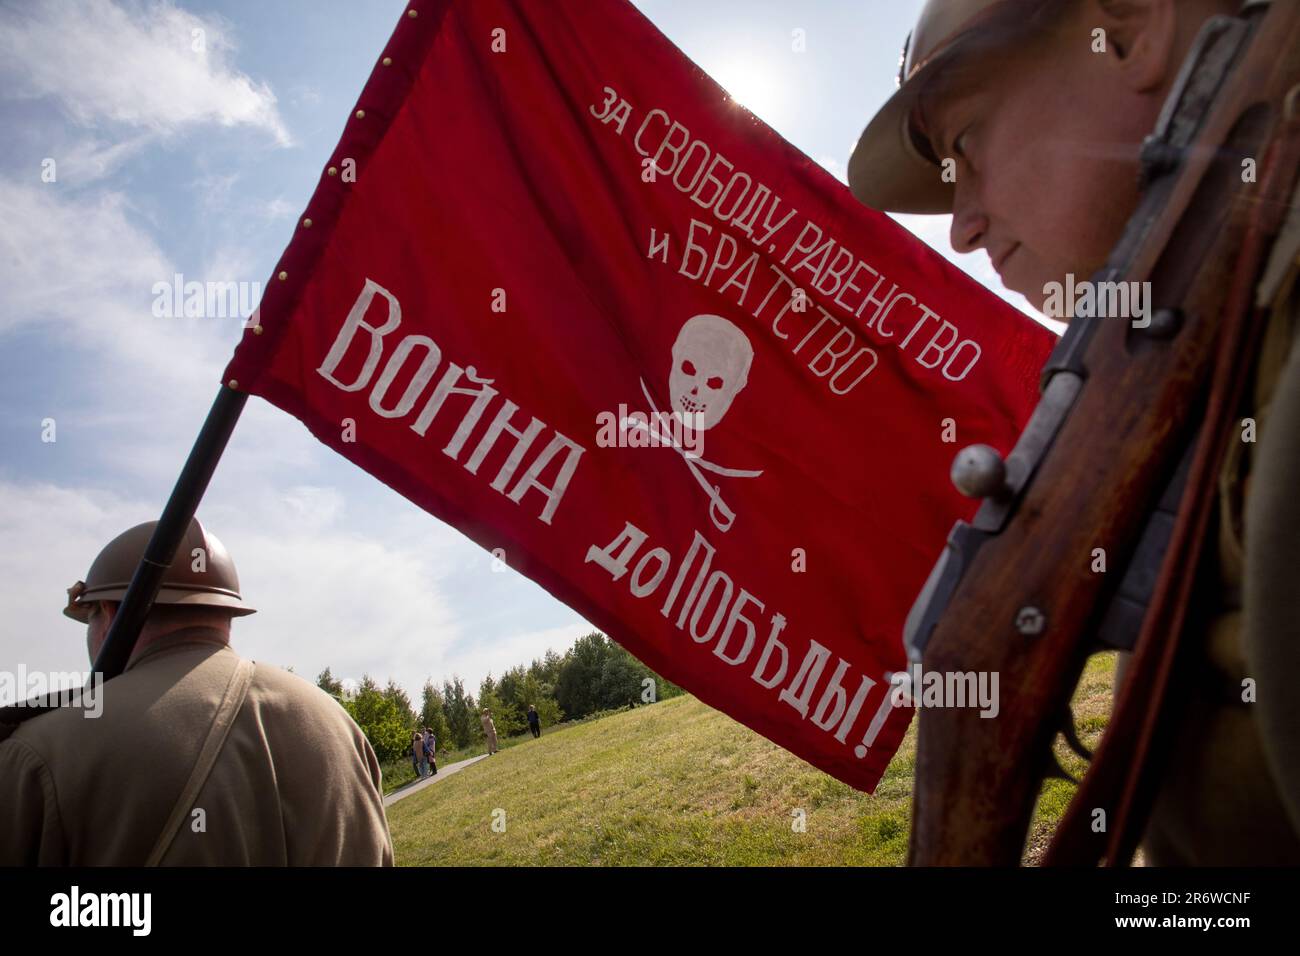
[355,109,366,119]
[302,218,313,228]
[253,325,264,336]
[407,8,418,17]
[382,57,392,67]
[327,166,338,176]
[278,271,288,281]
[227,380,239,390]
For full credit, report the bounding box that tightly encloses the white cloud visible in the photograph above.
[288,85,321,109]
[260,197,296,221]
[0,482,156,675]
[0,177,220,394]
[438,622,589,689]
[53,134,153,184]
[194,171,242,212]
[280,485,347,531]
[0,0,289,146]
[0,179,168,331]
[222,516,462,694]
[0,174,326,510]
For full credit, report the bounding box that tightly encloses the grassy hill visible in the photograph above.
[386,653,1118,866]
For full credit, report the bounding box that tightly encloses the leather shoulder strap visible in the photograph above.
[146,657,255,866]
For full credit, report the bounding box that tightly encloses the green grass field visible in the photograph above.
[379,710,626,794]
[386,653,1118,865]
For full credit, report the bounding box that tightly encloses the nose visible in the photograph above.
[949,178,988,256]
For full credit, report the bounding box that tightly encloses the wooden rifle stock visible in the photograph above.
[905,1,1300,866]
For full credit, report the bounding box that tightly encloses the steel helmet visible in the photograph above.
[63,517,256,622]
[848,0,1064,214]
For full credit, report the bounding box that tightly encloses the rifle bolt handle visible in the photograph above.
[951,444,1009,499]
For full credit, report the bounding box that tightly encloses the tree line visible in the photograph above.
[315,632,683,763]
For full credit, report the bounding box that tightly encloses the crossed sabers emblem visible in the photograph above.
[619,379,763,533]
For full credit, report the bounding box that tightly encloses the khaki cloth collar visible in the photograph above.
[122,626,232,673]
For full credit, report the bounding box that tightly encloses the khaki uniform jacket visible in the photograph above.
[1136,186,1300,865]
[0,630,394,866]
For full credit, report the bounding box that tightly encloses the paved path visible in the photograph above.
[384,754,489,807]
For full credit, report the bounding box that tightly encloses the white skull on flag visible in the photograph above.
[668,313,754,431]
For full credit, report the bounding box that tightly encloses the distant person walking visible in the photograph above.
[480,709,498,756]
[422,728,437,775]
[411,731,427,778]
[526,705,541,739]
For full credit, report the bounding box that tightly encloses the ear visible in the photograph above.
[1092,0,1178,92]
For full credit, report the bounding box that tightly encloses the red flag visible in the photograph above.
[225,0,1052,790]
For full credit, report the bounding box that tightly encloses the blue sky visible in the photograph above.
[0,0,1037,701]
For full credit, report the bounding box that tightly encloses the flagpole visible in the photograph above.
[91,383,248,679]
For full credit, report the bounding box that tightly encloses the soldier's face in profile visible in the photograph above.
[918,3,1179,314]
[85,601,113,663]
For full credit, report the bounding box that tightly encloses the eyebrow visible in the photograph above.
[913,78,981,164]
[909,100,941,165]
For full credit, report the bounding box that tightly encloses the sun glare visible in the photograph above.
[707,55,788,127]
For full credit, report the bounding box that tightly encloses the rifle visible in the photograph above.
[903,0,1300,866]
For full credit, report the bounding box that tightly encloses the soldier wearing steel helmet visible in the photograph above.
[849,0,1300,862]
[0,518,394,865]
